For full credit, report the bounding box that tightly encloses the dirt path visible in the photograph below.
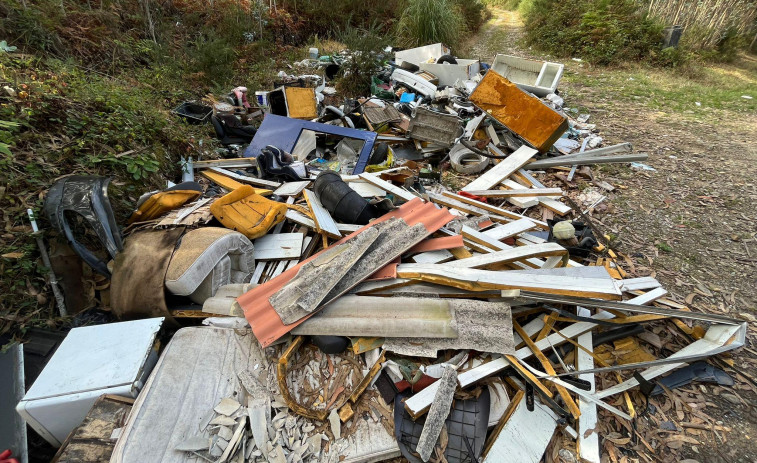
[467,7,757,463]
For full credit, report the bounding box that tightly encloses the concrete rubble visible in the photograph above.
[17,41,750,463]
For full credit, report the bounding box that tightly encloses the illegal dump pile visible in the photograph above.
[10,43,753,463]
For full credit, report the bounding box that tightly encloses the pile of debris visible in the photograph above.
[9,43,751,463]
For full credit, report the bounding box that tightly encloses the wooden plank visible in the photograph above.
[537,197,571,216]
[285,209,359,236]
[462,225,542,269]
[438,191,549,229]
[252,233,304,260]
[482,218,538,241]
[358,173,418,202]
[303,189,341,239]
[273,181,311,197]
[465,188,563,197]
[500,179,539,208]
[576,309,601,463]
[194,158,257,169]
[618,277,661,292]
[444,243,567,269]
[513,322,581,420]
[207,167,280,189]
[198,170,273,195]
[396,264,622,299]
[462,146,538,192]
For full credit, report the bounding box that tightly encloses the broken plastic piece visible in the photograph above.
[43,175,123,276]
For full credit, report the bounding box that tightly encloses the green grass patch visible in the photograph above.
[562,59,757,117]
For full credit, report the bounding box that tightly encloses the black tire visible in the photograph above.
[437,54,458,65]
[398,61,420,73]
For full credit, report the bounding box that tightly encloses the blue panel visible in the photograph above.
[243,114,378,174]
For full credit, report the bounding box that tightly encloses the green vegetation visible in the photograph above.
[396,0,487,47]
[520,0,672,65]
[562,58,757,118]
[507,0,756,65]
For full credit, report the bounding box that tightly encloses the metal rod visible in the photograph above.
[27,209,67,317]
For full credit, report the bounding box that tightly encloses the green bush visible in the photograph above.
[522,0,675,65]
[335,24,392,97]
[453,0,489,34]
[396,0,465,47]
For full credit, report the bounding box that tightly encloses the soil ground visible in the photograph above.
[462,8,757,463]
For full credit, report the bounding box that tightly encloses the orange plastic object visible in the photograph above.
[238,198,454,347]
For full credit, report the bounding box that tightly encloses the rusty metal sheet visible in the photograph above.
[469,70,568,152]
[238,198,454,347]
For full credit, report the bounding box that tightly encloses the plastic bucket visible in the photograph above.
[254,91,269,108]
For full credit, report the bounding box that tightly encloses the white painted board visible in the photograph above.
[252,233,304,260]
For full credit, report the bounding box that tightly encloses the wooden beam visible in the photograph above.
[302,189,341,239]
[462,146,538,192]
[444,243,567,269]
[465,188,563,197]
[396,264,622,299]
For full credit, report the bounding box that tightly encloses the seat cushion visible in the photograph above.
[165,228,254,302]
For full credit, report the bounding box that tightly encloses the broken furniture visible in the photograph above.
[490,54,564,97]
[16,318,164,447]
[267,86,318,120]
[43,175,123,277]
[164,227,255,305]
[127,181,203,224]
[469,70,568,152]
[51,394,134,463]
[211,115,255,153]
[243,114,378,175]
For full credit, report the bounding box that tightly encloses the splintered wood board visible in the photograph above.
[462,146,538,192]
[303,189,341,239]
[481,394,557,463]
[273,181,311,197]
[252,233,304,260]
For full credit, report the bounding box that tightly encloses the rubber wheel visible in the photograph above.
[436,54,458,65]
[398,61,420,73]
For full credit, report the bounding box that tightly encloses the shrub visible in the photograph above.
[522,0,671,65]
[396,0,464,48]
[335,24,392,97]
[453,0,489,34]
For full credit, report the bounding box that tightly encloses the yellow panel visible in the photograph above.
[199,170,272,196]
[469,70,568,152]
[285,87,318,120]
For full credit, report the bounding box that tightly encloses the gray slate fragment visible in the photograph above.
[270,227,379,324]
[214,397,241,416]
[323,219,430,303]
[384,298,514,357]
[416,365,458,462]
[174,436,211,452]
[328,409,341,440]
